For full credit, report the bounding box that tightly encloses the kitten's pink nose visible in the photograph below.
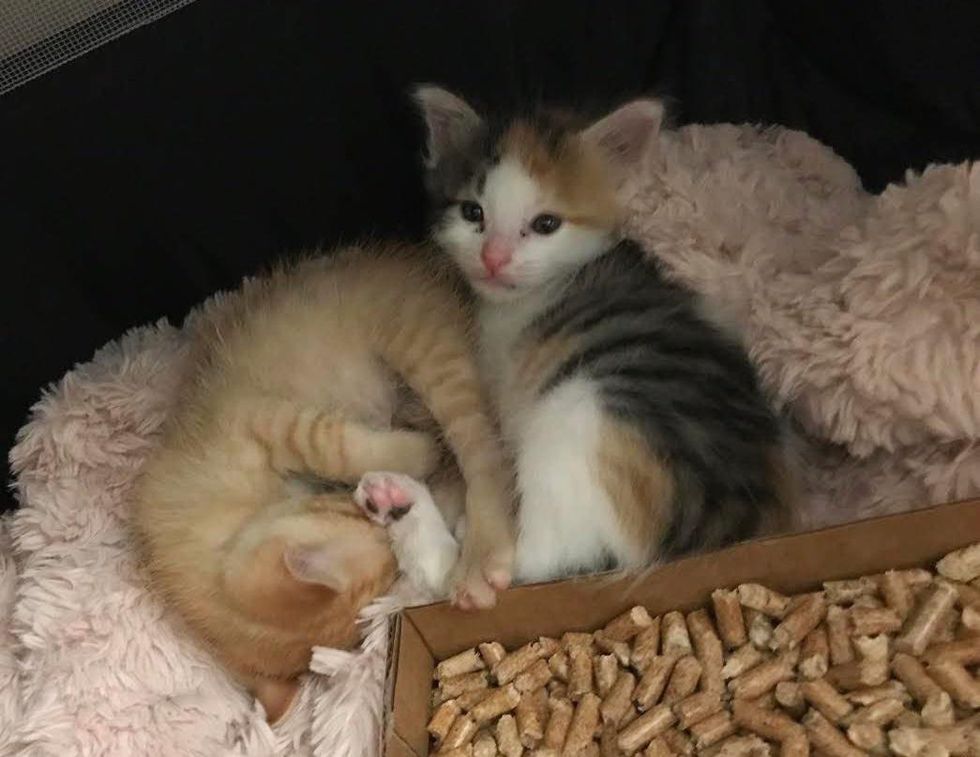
[480,238,513,276]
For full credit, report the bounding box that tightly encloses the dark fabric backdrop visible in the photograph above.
[2,0,979,509]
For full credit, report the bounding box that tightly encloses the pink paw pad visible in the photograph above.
[355,473,416,525]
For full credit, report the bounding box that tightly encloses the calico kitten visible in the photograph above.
[409,86,792,584]
[132,243,513,722]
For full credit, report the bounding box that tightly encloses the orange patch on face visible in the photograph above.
[498,119,623,231]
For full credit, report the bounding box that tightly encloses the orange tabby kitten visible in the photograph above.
[132,242,514,721]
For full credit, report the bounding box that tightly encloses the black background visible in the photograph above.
[2,0,979,510]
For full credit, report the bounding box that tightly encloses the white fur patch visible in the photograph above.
[485,159,541,236]
[476,290,553,412]
[389,486,459,597]
[511,378,639,582]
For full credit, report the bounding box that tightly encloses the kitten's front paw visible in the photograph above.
[354,471,423,526]
[450,519,515,611]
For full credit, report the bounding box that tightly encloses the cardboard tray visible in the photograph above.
[382,498,980,756]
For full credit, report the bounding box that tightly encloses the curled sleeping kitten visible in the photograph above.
[383,86,794,586]
[132,243,513,722]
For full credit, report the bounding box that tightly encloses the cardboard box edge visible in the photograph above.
[380,614,404,756]
[387,610,433,756]
[404,497,980,622]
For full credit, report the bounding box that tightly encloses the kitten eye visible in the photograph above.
[460,201,484,224]
[530,213,562,235]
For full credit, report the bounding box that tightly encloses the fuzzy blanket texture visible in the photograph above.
[2,123,978,756]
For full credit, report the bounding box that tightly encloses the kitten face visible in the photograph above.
[415,87,663,302]
[435,145,613,301]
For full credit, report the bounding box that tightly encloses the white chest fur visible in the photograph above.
[476,294,640,584]
[476,297,541,440]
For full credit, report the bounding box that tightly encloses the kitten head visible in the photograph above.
[414,85,662,301]
[222,494,397,639]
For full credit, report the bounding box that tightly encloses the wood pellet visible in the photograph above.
[426,542,980,755]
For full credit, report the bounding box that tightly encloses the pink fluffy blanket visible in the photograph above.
[2,124,978,756]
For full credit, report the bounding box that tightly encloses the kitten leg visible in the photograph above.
[355,472,459,598]
[370,276,515,609]
[427,467,467,538]
[244,397,439,482]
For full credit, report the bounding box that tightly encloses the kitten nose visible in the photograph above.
[480,238,513,275]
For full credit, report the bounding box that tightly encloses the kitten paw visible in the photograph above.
[451,566,497,610]
[354,471,424,526]
[450,530,516,610]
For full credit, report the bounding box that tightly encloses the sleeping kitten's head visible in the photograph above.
[414,86,662,301]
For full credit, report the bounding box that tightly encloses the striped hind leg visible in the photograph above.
[242,397,440,482]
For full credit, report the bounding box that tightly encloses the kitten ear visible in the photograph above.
[581,99,663,170]
[283,541,358,593]
[412,84,483,168]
